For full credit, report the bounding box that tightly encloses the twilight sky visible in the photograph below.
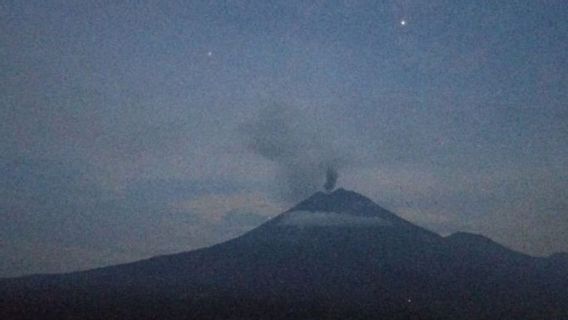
[1,0,567,277]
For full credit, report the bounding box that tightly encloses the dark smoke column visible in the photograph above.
[323,167,338,192]
[242,104,347,201]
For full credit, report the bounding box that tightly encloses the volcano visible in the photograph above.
[1,189,567,319]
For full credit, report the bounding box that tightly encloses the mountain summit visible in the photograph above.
[2,189,567,320]
[244,188,441,249]
[285,188,406,224]
[291,188,380,213]
[279,188,428,227]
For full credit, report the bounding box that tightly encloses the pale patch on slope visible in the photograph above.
[278,211,390,227]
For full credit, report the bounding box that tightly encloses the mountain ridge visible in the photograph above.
[1,189,567,320]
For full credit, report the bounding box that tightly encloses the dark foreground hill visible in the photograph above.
[1,189,567,319]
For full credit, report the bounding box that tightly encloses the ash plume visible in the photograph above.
[241,104,344,201]
[324,167,338,192]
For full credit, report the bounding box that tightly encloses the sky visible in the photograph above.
[1,0,567,277]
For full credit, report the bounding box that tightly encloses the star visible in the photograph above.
[400,19,407,26]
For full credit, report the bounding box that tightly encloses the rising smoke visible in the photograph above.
[324,167,338,192]
[241,104,344,201]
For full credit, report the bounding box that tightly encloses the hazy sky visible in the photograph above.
[1,0,567,277]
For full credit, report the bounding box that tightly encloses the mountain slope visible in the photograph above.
[1,189,567,320]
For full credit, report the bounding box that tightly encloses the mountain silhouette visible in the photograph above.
[1,188,567,319]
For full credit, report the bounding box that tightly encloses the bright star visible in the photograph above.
[400,20,407,26]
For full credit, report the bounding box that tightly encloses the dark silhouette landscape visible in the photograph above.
[2,188,567,320]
